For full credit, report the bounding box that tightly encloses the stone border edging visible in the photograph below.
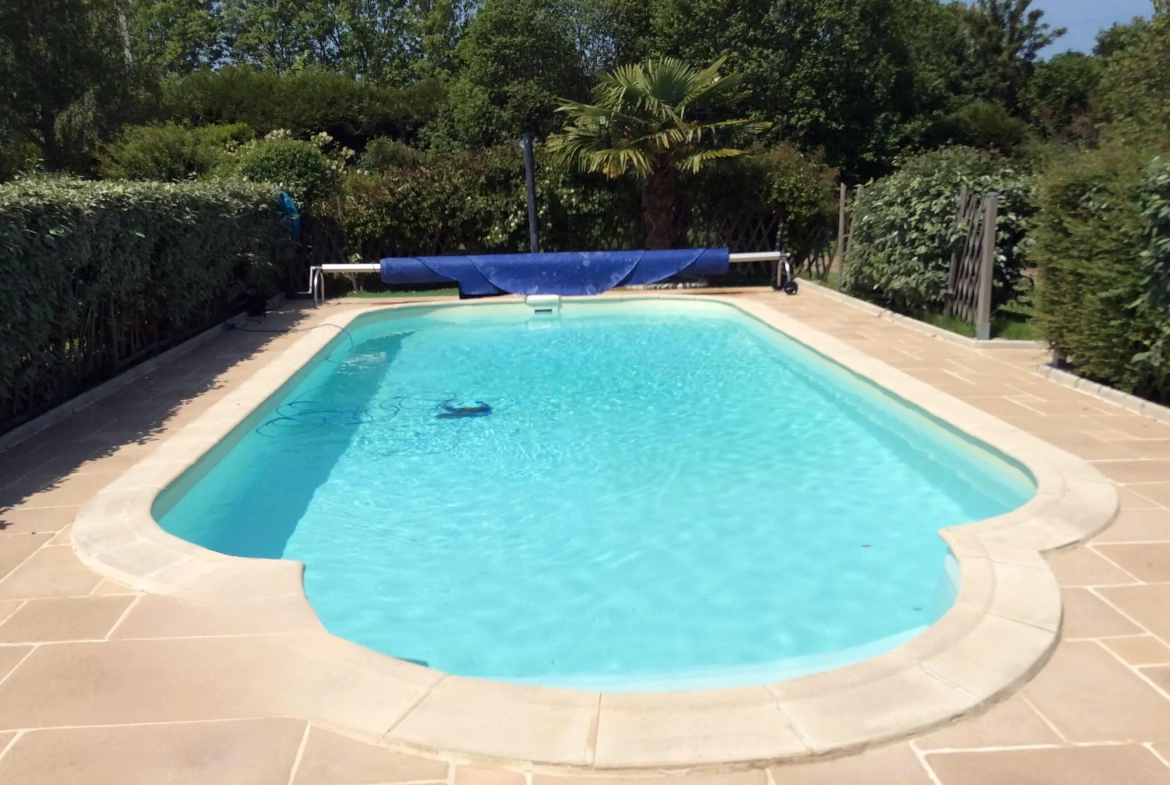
[71,295,1117,773]
[798,279,1049,352]
[0,295,287,453]
[1036,364,1170,426]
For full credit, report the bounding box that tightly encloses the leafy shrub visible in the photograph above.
[161,67,443,150]
[359,138,426,173]
[101,123,254,181]
[0,179,295,429]
[843,146,1033,316]
[1139,158,1170,399]
[232,135,339,206]
[692,144,838,263]
[1033,144,1170,401]
[0,140,39,182]
[948,102,1031,153]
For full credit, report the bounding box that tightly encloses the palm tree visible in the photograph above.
[547,56,769,249]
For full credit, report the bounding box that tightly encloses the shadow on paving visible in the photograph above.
[0,302,323,525]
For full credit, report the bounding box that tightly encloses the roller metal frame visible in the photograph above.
[308,252,788,307]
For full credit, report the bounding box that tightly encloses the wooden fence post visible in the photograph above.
[836,183,847,290]
[975,192,999,341]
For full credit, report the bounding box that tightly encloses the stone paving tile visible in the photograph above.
[533,773,767,785]
[1023,641,1170,742]
[1095,508,1170,543]
[0,645,33,683]
[0,534,52,581]
[1095,461,1170,485]
[1045,548,1139,587]
[0,545,104,599]
[770,744,931,784]
[0,505,78,535]
[89,579,140,596]
[1096,544,1170,583]
[0,638,277,728]
[111,594,309,638]
[454,767,527,785]
[0,596,134,643]
[1135,484,1170,508]
[912,696,1062,751]
[1104,636,1170,666]
[924,745,1170,785]
[293,726,449,784]
[0,718,305,785]
[1099,585,1170,641]
[1061,588,1143,639]
[1118,487,1170,509]
[0,600,21,626]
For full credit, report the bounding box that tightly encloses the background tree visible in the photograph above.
[547,57,769,248]
[960,0,1065,116]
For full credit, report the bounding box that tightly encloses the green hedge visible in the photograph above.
[0,179,296,430]
[843,147,1033,316]
[1032,146,1170,402]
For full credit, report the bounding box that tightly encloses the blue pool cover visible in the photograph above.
[379,249,731,297]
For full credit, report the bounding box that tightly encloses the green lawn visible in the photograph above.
[345,288,460,299]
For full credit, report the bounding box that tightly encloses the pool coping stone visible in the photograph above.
[70,295,1117,772]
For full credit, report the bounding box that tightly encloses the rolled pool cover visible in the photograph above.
[379,249,730,297]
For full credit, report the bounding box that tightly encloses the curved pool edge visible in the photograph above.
[70,294,1118,771]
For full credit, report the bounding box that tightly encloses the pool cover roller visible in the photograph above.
[379,249,730,298]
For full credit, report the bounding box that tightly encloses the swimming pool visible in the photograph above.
[155,298,1034,691]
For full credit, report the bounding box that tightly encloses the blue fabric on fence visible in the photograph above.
[378,249,730,297]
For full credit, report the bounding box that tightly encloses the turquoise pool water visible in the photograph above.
[157,299,1033,691]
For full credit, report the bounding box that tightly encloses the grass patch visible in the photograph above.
[346,288,459,299]
[920,303,1039,341]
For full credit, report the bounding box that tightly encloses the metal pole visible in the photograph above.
[975,192,999,341]
[836,183,847,281]
[523,132,539,253]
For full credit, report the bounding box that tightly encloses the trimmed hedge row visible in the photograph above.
[0,179,296,431]
[1033,148,1170,402]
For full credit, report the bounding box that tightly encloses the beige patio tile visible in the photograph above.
[0,505,78,535]
[89,579,140,596]
[1036,432,1142,461]
[1134,484,1170,508]
[1103,636,1170,666]
[1091,417,1170,441]
[913,696,1062,751]
[0,639,270,728]
[0,534,51,581]
[293,726,449,784]
[0,546,103,599]
[1094,461,1170,485]
[392,675,597,765]
[1118,487,1169,509]
[1045,547,1138,587]
[111,593,314,638]
[770,743,932,784]
[1099,585,1170,641]
[1142,666,1170,694]
[1023,641,1170,742]
[453,768,526,785]
[0,600,21,626]
[1096,508,1170,543]
[533,773,767,785]
[1061,588,1143,639]
[0,718,305,785]
[18,471,123,509]
[0,645,33,682]
[0,596,134,643]
[1096,544,1170,583]
[924,745,1170,785]
[595,687,805,767]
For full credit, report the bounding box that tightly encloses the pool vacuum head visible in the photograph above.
[436,400,492,420]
